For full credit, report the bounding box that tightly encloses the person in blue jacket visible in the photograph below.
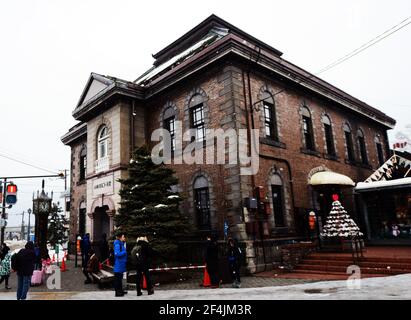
[113,232,127,297]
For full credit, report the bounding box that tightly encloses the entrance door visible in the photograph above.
[79,208,86,236]
[271,185,285,227]
[93,206,110,241]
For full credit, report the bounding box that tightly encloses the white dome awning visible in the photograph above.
[309,171,355,187]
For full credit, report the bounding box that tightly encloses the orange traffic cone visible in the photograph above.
[141,275,147,289]
[60,258,67,272]
[202,267,211,287]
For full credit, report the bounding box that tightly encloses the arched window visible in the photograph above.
[189,94,205,143]
[270,174,285,227]
[193,176,210,230]
[97,126,109,159]
[343,123,355,161]
[375,135,385,166]
[302,106,315,151]
[262,92,278,140]
[322,115,335,156]
[357,129,368,164]
[79,146,87,181]
[163,107,176,152]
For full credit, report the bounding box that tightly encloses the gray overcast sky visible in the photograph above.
[1,0,410,227]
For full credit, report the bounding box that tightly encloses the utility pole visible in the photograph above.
[20,211,25,240]
[1,178,7,244]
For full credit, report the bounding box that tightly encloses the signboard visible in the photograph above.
[92,174,114,198]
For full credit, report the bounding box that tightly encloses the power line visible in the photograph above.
[0,152,60,175]
[316,16,411,75]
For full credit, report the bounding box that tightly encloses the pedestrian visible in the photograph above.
[0,243,10,260]
[113,232,128,297]
[131,236,154,296]
[227,237,242,288]
[83,248,99,284]
[81,233,91,267]
[100,233,109,262]
[205,234,219,288]
[34,245,41,270]
[14,241,36,300]
[0,245,12,289]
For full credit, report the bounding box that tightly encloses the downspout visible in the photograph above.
[130,100,136,154]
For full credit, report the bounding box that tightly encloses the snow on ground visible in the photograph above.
[66,273,411,300]
[1,273,410,300]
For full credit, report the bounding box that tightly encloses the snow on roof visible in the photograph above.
[356,177,411,191]
[135,27,228,86]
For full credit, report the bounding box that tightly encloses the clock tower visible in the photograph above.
[33,180,52,259]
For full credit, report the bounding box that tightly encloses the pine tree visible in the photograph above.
[47,203,69,249]
[321,199,363,238]
[115,146,191,260]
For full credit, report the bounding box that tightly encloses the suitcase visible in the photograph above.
[31,270,43,286]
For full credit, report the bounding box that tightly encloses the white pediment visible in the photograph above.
[83,79,108,104]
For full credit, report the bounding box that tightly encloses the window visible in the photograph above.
[375,136,385,166]
[190,104,205,143]
[79,146,87,181]
[322,115,335,156]
[97,126,109,159]
[302,107,315,151]
[357,129,368,164]
[193,176,211,230]
[262,93,278,140]
[163,107,176,152]
[343,123,355,161]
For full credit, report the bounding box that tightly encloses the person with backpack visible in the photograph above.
[13,241,36,300]
[0,245,12,289]
[1,243,10,260]
[131,236,154,296]
[83,248,100,284]
[227,237,242,288]
[113,232,127,297]
[81,233,91,268]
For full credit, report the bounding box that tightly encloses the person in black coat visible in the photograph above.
[205,234,219,288]
[130,236,154,296]
[227,238,242,288]
[14,241,36,300]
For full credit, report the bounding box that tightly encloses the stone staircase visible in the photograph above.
[292,252,411,277]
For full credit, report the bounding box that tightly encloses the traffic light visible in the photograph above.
[5,183,17,205]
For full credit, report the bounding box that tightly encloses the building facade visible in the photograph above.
[62,15,395,271]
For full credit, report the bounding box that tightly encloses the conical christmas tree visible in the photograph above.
[48,203,69,249]
[321,195,363,238]
[115,145,192,261]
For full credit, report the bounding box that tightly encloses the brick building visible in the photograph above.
[61,15,395,271]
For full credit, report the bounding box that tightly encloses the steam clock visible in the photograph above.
[33,180,52,259]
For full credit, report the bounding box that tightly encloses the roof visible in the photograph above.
[151,14,283,65]
[356,177,411,192]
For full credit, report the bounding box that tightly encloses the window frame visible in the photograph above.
[190,103,206,143]
[344,123,355,162]
[263,100,278,141]
[97,126,109,160]
[322,115,335,156]
[302,107,315,151]
[79,146,87,181]
[357,129,368,165]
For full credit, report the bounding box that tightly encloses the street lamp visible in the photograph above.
[27,208,32,242]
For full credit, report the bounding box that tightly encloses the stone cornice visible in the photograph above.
[61,122,87,145]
